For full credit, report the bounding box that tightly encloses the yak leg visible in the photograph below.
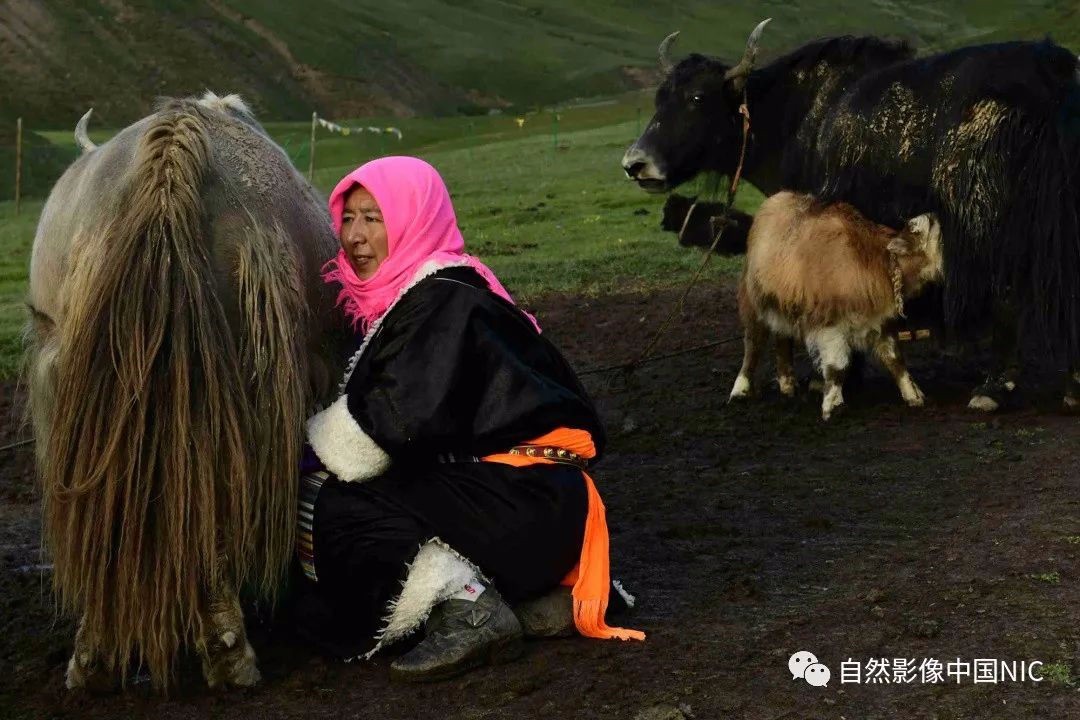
[197,562,260,689]
[65,615,117,691]
[1065,368,1080,411]
[808,327,850,421]
[969,301,1021,412]
[774,336,797,397]
[729,315,769,401]
[873,333,925,407]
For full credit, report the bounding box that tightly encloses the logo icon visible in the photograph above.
[789,651,830,687]
[805,663,831,687]
[789,651,818,680]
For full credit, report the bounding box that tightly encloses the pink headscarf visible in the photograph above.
[323,156,540,334]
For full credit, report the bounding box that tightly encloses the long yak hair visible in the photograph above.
[808,40,1080,360]
[40,100,307,687]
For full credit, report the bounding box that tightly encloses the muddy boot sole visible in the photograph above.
[390,633,523,683]
[514,587,575,638]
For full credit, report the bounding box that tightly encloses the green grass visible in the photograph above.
[1029,571,1062,585]
[380,121,757,302]
[7,0,1076,379]
[1040,661,1076,686]
[0,104,761,380]
[11,1,1079,201]
[4,1,1076,130]
[0,201,39,379]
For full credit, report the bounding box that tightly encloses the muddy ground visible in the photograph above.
[2,279,1079,719]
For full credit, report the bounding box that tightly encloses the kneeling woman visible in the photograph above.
[295,156,643,681]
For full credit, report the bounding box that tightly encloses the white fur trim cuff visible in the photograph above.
[305,396,391,483]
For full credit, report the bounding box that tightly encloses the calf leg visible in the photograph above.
[774,336,797,397]
[872,333,925,407]
[970,300,1021,412]
[197,563,260,689]
[729,315,768,401]
[808,327,850,421]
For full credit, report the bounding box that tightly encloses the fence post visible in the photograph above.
[552,110,558,152]
[15,118,22,215]
[308,112,317,182]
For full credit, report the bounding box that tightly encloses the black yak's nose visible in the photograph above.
[622,145,665,181]
[621,145,649,178]
[624,160,648,179]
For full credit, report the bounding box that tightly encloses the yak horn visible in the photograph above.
[658,31,680,74]
[724,18,772,83]
[75,108,96,153]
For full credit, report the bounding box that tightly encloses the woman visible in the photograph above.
[294,156,643,682]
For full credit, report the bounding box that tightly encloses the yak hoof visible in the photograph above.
[64,653,89,689]
[65,619,117,693]
[777,375,797,397]
[728,374,752,401]
[901,376,925,407]
[65,651,115,693]
[1065,372,1080,411]
[968,395,999,412]
[821,386,844,421]
[201,631,261,689]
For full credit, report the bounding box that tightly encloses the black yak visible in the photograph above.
[623,21,1080,410]
[660,194,753,252]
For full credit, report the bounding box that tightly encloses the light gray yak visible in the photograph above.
[25,92,348,691]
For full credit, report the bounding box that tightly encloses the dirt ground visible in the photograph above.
[2,278,1080,719]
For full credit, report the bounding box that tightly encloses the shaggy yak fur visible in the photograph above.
[26,93,347,690]
[729,191,943,420]
[624,23,1080,407]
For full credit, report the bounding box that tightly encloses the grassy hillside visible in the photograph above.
[3,1,1078,378]
[3,0,1076,129]
[0,97,756,380]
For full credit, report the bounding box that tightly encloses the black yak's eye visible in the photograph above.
[689,93,704,105]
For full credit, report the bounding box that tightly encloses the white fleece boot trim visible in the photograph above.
[362,538,487,660]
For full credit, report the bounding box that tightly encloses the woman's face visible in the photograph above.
[339,187,389,280]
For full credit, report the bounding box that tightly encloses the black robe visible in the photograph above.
[295,264,605,658]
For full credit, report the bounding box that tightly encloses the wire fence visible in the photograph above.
[3,120,81,212]
[7,100,652,209]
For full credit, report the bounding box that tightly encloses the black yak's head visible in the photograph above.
[622,20,770,193]
[660,193,697,232]
[661,193,752,252]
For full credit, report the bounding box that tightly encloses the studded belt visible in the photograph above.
[507,444,588,469]
[435,445,588,470]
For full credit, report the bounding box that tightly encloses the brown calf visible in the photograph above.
[729,191,943,420]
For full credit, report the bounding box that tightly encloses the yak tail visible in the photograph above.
[42,100,306,688]
[1007,112,1080,362]
[941,103,1080,362]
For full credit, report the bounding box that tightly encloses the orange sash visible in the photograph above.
[483,428,646,642]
